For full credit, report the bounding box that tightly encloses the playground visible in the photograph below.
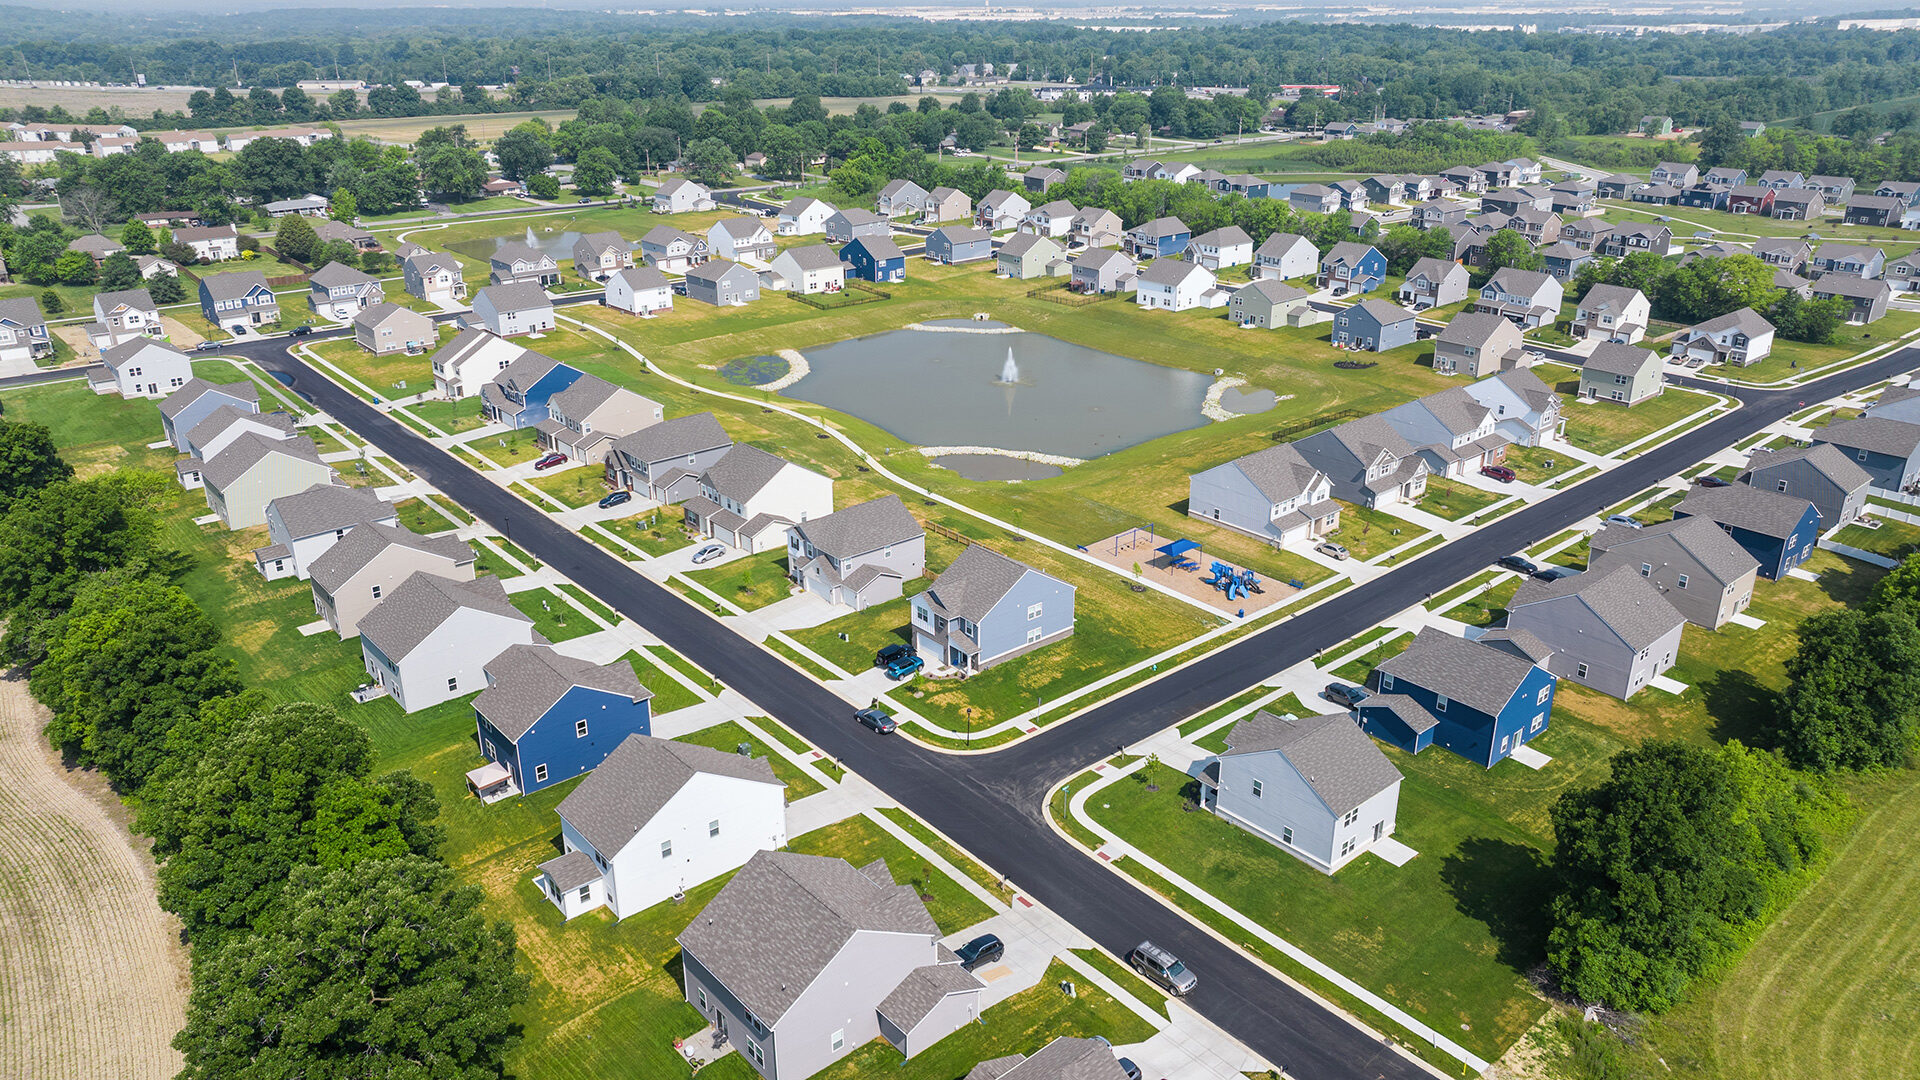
[1084,526,1297,616]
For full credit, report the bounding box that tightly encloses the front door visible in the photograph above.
[1374,821,1384,842]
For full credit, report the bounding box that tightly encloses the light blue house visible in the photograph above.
[1361,627,1558,767]
[468,644,653,802]
[159,378,259,452]
[841,236,907,283]
[1331,298,1418,352]
[924,226,994,264]
[1197,710,1403,874]
[910,544,1074,672]
[1672,484,1822,580]
[481,351,585,430]
[1124,216,1191,259]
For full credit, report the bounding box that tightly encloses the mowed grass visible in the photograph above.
[1326,501,1427,562]
[672,720,823,801]
[684,548,794,611]
[1415,477,1507,522]
[1549,375,1724,454]
[522,464,614,509]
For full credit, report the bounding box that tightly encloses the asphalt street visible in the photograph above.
[208,331,1918,1079]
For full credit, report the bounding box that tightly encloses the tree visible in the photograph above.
[493,124,555,181]
[37,289,63,314]
[327,187,357,223]
[1016,123,1044,151]
[329,89,359,116]
[1776,602,1920,770]
[174,856,527,1080]
[1084,123,1109,154]
[119,219,155,256]
[527,172,561,199]
[572,145,619,196]
[1769,289,1849,345]
[683,137,736,187]
[1476,228,1543,282]
[96,251,140,290]
[148,271,186,304]
[59,184,118,234]
[0,472,167,661]
[418,146,487,200]
[273,213,319,265]
[0,420,72,512]
[54,249,97,286]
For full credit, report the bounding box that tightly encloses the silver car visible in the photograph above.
[1129,940,1197,996]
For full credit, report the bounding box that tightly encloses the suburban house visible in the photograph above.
[537,375,665,465]
[1651,161,1699,188]
[180,406,294,472]
[1315,242,1386,294]
[1021,167,1067,194]
[1570,284,1650,343]
[824,208,889,244]
[1728,185,1777,215]
[174,225,239,262]
[1596,222,1673,258]
[1508,208,1563,245]
[997,233,1067,281]
[480,352,583,430]
[1769,190,1825,220]
[1197,710,1403,873]
[1433,312,1527,378]
[1560,218,1612,250]
[1473,268,1563,329]
[1440,165,1486,192]
[709,217,778,263]
[769,245,848,294]
[1845,195,1906,228]
[653,179,715,213]
[1332,298,1418,352]
[1740,442,1873,529]
[1124,217,1192,260]
[877,179,930,217]
[433,328,544,401]
[359,573,538,713]
[353,303,434,356]
[965,1038,1134,1080]
[685,260,763,307]
[640,227,708,272]
[536,732,782,917]
[308,521,475,636]
[571,231,635,282]
[1380,387,1508,479]
[470,646,654,805]
[471,283,556,337]
[1887,251,1920,292]
[1866,384,1920,425]
[1631,183,1683,206]
[925,226,994,264]
[778,197,838,236]
[1587,517,1760,630]
[1254,233,1318,281]
[678,850,982,1080]
[1187,442,1339,547]
[487,242,561,288]
[841,236,907,283]
[1187,225,1253,271]
[1812,415,1920,492]
[605,266,675,315]
[1289,184,1342,215]
[198,271,279,332]
[910,544,1075,673]
[1070,249,1136,296]
[202,434,336,530]
[1229,279,1310,328]
[253,482,398,580]
[262,192,325,213]
[88,287,162,348]
[402,250,469,305]
[0,297,50,365]
[1579,343,1664,405]
[1019,200,1078,239]
[1414,200,1469,230]
[1753,237,1811,272]
[1549,180,1597,214]
[1291,415,1430,508]
[786,494,926,611]
[159,378,258,452]
[1505,564,1687,700]
[682,444,834,553]
[921,187,971,224]
[1673,485,1823,579]
[1363,626,1558,766]
[1810,275,1892,324]
[1071,208,1124,249]
[606,412,735,503]
[313,219,378,253]
[1396,258,1469,310]
[96,338,191,399]
[1134,258,1218,311]
[1463,368,1563,446]
[1810,243,1885,279]
[307,262,384,321]
[1669,308,1775,367]
[975,189,1032,231]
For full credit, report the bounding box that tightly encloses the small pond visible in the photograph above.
[446,226,583,262]
[930,454,1066,482]
[1219,387,1278,415]
[780,328,1212,459]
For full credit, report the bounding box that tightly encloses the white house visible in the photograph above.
[777,197,837,236]
[174,225,240,262]
[1188,443,1341,548]
[708,217,777,262]
[1187,225,1254,271]
[253,483,397,580]
[358,573,537,713]
[768,245,846,294]
[96,339,192,399]
[1197,710,1404,874]
[538,734,787,920]
[1670,307,1776,367]
[652,179,715,213]
[604,266,674,315]
[88,287,162,349]
[201,434,337,530]
[431,328,540,400]
[682,444,834,552]
[308,261,384,321]
[1135,259,1217,312]
[402,251,468,306]
[471,283,555,337]
[181,406,295,471]
[787,495,926,610]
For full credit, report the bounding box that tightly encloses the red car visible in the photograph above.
[534,452,568,470]
[1480,464,1517,483]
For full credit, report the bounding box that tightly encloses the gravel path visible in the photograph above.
[0,674,187,1080]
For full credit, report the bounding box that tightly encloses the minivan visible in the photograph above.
[1128,940,1197,995]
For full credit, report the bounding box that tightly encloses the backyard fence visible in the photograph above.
[1269,408,1366,442]
[1027,282,1117,307]
[785,281,892,310]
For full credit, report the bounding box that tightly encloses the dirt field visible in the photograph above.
[0,84,199,116]
[1084,527,1295,615]
[0,674,188,1080]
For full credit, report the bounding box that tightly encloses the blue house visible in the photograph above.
[841,235,907,283]
[1813,415,1920,493]
[478,350,584,430]
[1316,241,1387,294]
[1672,485,1821,580]
[468,644,654,801]
[925,225,994,264]
[910,544,1075,672]
[1359,627,1557,768]
[1331,298,1418,352]
[1125,216,1192,259]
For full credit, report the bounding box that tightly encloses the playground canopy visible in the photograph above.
[1156,539,1201,559]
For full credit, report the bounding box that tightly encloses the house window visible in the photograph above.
[1281,826,1292,845]
[372,584,383,599]
[1026,626,1044,644]
[1251,779,1263,798]
[698,989,707,1010]
[661,840,673,858]
[710,819,721,838]
[576,719,589,738]
[447,677,458,692]
[1775,479,1789,492]
[1434,695,1449,712]
[578,884,591,902]
[1379,673,1395,691]
[1027,603,1043,619]
[534,764,548,782]
[1537,686,1550,705]
[1859,449,1869,461]
[1576,662,1589,680]
[830,1030,845,1052]
[1677,574,1689,589]
[1344,808,1360,827]
[1340,839,1356,857]
[1640,563,1652,577]
[1531,714,1545,733]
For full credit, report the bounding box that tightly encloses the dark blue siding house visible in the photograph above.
[1316,241,1388,294]
[467,644,653,801]
[1359,627,1558,768]
[840,236,907,283]
[1673,485,1821,580]
[482,353,585,430]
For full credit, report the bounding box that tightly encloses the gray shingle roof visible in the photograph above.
[998,233,1058,259]
[159,377,257,420]
[714,216,769,240]
[575,230,632,255]
[69,233,122,255]
[1411,386,1492,437]
[642,225,699,248]
[1256,232,1314,259]
[199,270,273,301]
[268,482,392,539]
[610,412,731,465]
[490,241,552,267]
[702,444,794,503]
[1591,515,1759,586]
[1228,442,1325,504]
[200,432,321,490]
[307,520,472,593]
[357,573,528,662]
[537,849,602,893]
[1073,248,1133,274]
[968,1037,1132,1080]
[685,258,754,285]
[1131,216,1188,238]
[1237,278,1307,305]
[1137,258,1204,286]
[185,404,294,450]
[1355,693,1438,735]
[1577,284,1644,316]
[1375,627,1543,717]
[354,301,422,330]
[1684,306,1773,338]
[1815,415,1920,457]
[1743,441,1873,493]
[1193,225,1251,247]
[94,287,155,314]
[476,644,649,742]
[848,235,905,261]
[1485,267,1555,298]
[779,244,844,271]
[1346,297,1415,325]
[1221,710,1402,816]
[1583,342,1660,377]
[1674,483,1819,536]
[1811,274,1892,301]
[611,266,671,291]
[1510,563,1685,650]
[876,963,984,1033]
[1437,311,1519,350]
[1323,240,1375,266]
[477,281,551,313]
[923,544,1043,624]
[1485,367,1556,413]
[790,495,922,561]
[547,372,624,417]
[100,338,188,372]
[933,225,991,244]
[0,297,45,328]
[833,208,885,226]
[677,850,938,1024]
[309,260,377,288]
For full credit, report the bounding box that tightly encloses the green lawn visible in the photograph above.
[474,543,528,579]
[595,512,697,557]
[1554,381,1722,455]
[510,587,599,642]
[307,337,434,399]
[1596,198,1920,250]
[466,427,548,467]
[1834,518,1920,559]
[1330,631,1413,683]
[684,548,794,611]
[673,720,823,801]
[1494,444,1579,485]
[522,464,614,509]
[1069,947,1169,1019]
[407,395,489,434]
[1441,577,1521,628]
[877,807,1013,903]
[392,494,469,533]
[621,651,703,717]
[1415,477,1506,522]
[1326,501,1427,561]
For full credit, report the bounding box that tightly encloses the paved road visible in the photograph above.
[231,331,1916,1080]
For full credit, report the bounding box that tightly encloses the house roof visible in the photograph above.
[655,178,707,198]
[1815,242,1883,264]
[1323,241,1375,266]
[353,302,423,330]
[358,573,528,662]
[549,372,639,418]
[932,225,992,244]
[879,179,927,197]
[1436,311,1519,350]
[403,250,460,276]
[1356,693,1438,735]
[783,196,834,217]
[998,233,1059,259]
[537,849,602,894]
[1577,283,1645,316]
[476,643,649,741]
[1345,297,1415,325]
[697,446,791,505]
[185,404,293,451]
[1684,306,1773,338]
[1485,267,1555,298]
[94,287,154,312]
[312,219,372,243]
[1510,563,1686,650]
[686,258,754,284]
[1405,257,1461,284]
[1193,225,1252,247]
[268,482,392,539]
[1848,196,1905,214]
[1073,248,1134,274]
[964,1036,1132,1080]
[1137,258,1206,286]
[159,377,257,419]
[876,963,984,1034]
[1481,367,1557,414]
[1591,515,1760,586]
[1816,414,1920,457]
[1221,710,1402,817]
[642,225,700,248]
[779,244,844,272]
[1131,216,1188,238]
[1409,386,1492,437]
[1676,481,1822,536]
[1583,342,1660,377]
[610,412,730,464]
[612,266,671,291]
[0,296,46,329]
[1811,274,1892,301]
[200,431,321,490]
[923,544,1048,625]
[477,282,552,314]
[1375,626,1544,717]
[1256,232,1314,258]
[848,235,905,262]
[1236,278,1307,305]
[559,733,776,857]
[1743,441,1874,495]
[575,230,633,254]
[1753,237,1809,259]
[832,208,885,226]
[1226,443,1324,504]
[199,270,272,300]
[791,495,922,560]
[714,216,769,240]
[1033,199,1078,218]
[101,338,188,372]
[677,850,938,1025]
[173,225,237,243]
[489,241,551,267]
[307,519,470,593]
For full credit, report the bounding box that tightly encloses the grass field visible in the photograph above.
[523,464,614,509]
[1550,378,1723,454]
[1597,199,1920,250]
[1416,477,1506,521]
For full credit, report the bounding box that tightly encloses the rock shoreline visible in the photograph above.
[918,445,1085,467]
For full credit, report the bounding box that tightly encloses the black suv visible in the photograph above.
[954,933,1004,970]
[875,643,910,668]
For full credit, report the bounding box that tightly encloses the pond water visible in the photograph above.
[1219,387,1278,414]
[920,317,1013,330]
[780,328,1211,458]
[930,454,1066,482]
[446,227,583,262]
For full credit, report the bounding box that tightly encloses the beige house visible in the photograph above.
[353,302,435,355]
[309,522,477,638]
[201,434,338,529]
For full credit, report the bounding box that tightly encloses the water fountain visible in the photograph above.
[997,346,1020,385]
[526,225,538,245]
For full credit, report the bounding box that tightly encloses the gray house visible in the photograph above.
[605,412,735,503]
[787,495,926,611]
[965,1038,1132,1080]
[1463,368,1563,447]
[1379,386,1507,479]
[198,270,279,332]
[911,544,1074,673]
[1196,710,1403,874]
[1579,343,1664,405]
[1291,415,1429,508]
[571,231,635,282]
[1587,517,1759,630]
[1811,415,1920,492]
[877,179,929,217]
[1395,258,1469,311]
[1332,298,1418,352]
[487,241,562,287]
[685,260,762,307]
[679,850,981,1080]
[1188,443,1339,547]
[1810,275,1892,324]
[1506,564,1687,700]
[159,378,258,452]
[1433,312,1526,378]
[925,226,994,264]
[1473,268,1563,329]
[1069,248,1135,295]
[1229,279,1310,329]
[825,208,889,244]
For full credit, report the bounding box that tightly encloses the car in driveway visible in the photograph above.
[1316,540,1350,561]
[1695,475,1731,488]
[596,490,632,510]
[1324,682,1369,709]
[1532,565,1582,582]
[884,653,924,680]
[533,452,568,470]
[855,707,898,733]
[1603,514,1644,529]
[1480,464,1517,483]
[1116,1058,1142,1080]
[1497,554,1539,575]
[1129,940,1196,996]
[875,643,910,668]
[953,933,1004,970]
[690,543,727,565]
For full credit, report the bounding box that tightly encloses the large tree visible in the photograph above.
[571,145,619,196]
[174,856,527,1080]
[1776,602,1920,770]
[493,123,555,181]
[0,472,167,661]
[0,419,72,512]
[683,137,736,187]
[419,145,488,200]
[272,213,319,264]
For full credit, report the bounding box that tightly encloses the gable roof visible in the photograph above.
[792,494,922,560]
[1484,267,1555,297]
[1256,232,1314,258]
[1405,257,1462,284]
[309,260,378,288]
[354,301,423,330]
[477,281,552,313]
[1345,297,1415,326]
[611,266,671,291]
[1437,311,1520,350]
[1323,240,1376,266]
[876,963,986,1035]
[547,372,631,418]
[1815,414,1920,457]
[686,258,755,284]
[489,240,552,266]
[1480,367,1557,414]
[932,225,992,245]
[101,338,187,372]
[1236,278,1307,305]
[94,287,155,313]
[476,644,649,741]
[778,244,845,272]
[268,482,392,539]
[1577,283,1645,314]
[642,225,700,248]
[1583,342,1660,377]
[1510,563,1685,650]
[1590,515,1759,585]
[1136,258,1206,286]
[1073,248,1133,274]
[1743,441,1873,492]
[201,432,321,490]
[403,250,460,276]
[574,230,632,255]
[702,444,798,502]
[1811,274,1892,301]
[199,270,273,301]
[847,235,905,262]
[1221,710,1402,816]
[1674,483,1820,536]
[559,733,775,855]
[0,297,45,328]
[1192,225,1252,247]
[1375,626,1543,716]
[923,544,1048,624]
[358,573,528,662]
[1684,306,1773,338]
[610,411,730,464]
[159,377,257,420]
[713,216,770,240]
[186,405,294,453]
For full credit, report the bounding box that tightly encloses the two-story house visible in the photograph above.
[682,444,833,553]
[358,573,536,713]
[480,351,582,429]
[1187,442,1339,547]
[1363,627,1559,766]
[253,482,397,580]
[1596,222,1672,258]
[1770,189,1825,220]
[471,647,654,805]
[1070,208,1123,249]
[685,260,762,307]
[539,375,665,465]
[1316,242,1386,294]
[1196,710,1403,873]
[1570,284,1650,344]
[605,266,675,315]
[1670,307,1775,367]
[1433,311,1527,378]
[96,338,191,399]
[487,241,561,287]
[1186,226,1253,271]
[1474,268,1563,329]
[1133,258,1216,311]
[911,544,1074,673]
[198,270,279,332]
[1587,517,1760,630]
[1464,368,1563,446]
[471,282,555,336]
[1228,279,1309,328]
[1396,257,1469,311]
[1288,184,1342,215]
[1579,342,1664,405]
[1505,564,1686,700]
[307,520,474,636]
[824,208,890,244]
[1728,185,1777,215]
[1673,484,1823,580]
[88,287,161,348]
[202,434,336,530]
[174,224,239,262]
[1813,415,1920,492]
[1332,298,1418,352]
[709,217,778,263]
[433,327,543,401]
[352,302,433,356]
[0,297,52,365]
[778,197,838,236]
[787,495,926,610]
[640,226,708,272]
[1740,442,1872,530]
[1124,217,1192,260]
[925,226,994,264]
[1810,275,1892,324]
[307,261,384,321]
[402,250,468,305]
[571,231,635,282]
[1380,386,1507,478]
[1291,415,1429,508]
[1650,161,1698,188]
[606,412,735,502]
[769,245,847,294]
[975,190,1031,231]
[159,378,258,452]
[921,187,971,224]
[841,236,906,284]
[1254,233,1318,281]
[1844,196,1906,228]
[876,179,930,217]
[1810,242,1885,279]
[1019,200,1078,240]
[652,179,715,213]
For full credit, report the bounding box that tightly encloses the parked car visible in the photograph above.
[954,933,1004,970]
[1480,464,1517,483]
[577,197,592,204]
[1324,682,1370,709]
[875,643,911,668]
[1604,514,1644,529]
[533,452,568,470]
[290,324,313,337]
[884,653,925,680]
[690,543,727,565]
[597,490,632,510]
[1532,565,1582,582]
[195,340,223,352]
[1128,940,1197,996]
[1695,475,1732,488]
[1116,1058,1143,1080]
[1316,540,1350,561]
[855,707,898,734]
[1496,554,1539,574]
